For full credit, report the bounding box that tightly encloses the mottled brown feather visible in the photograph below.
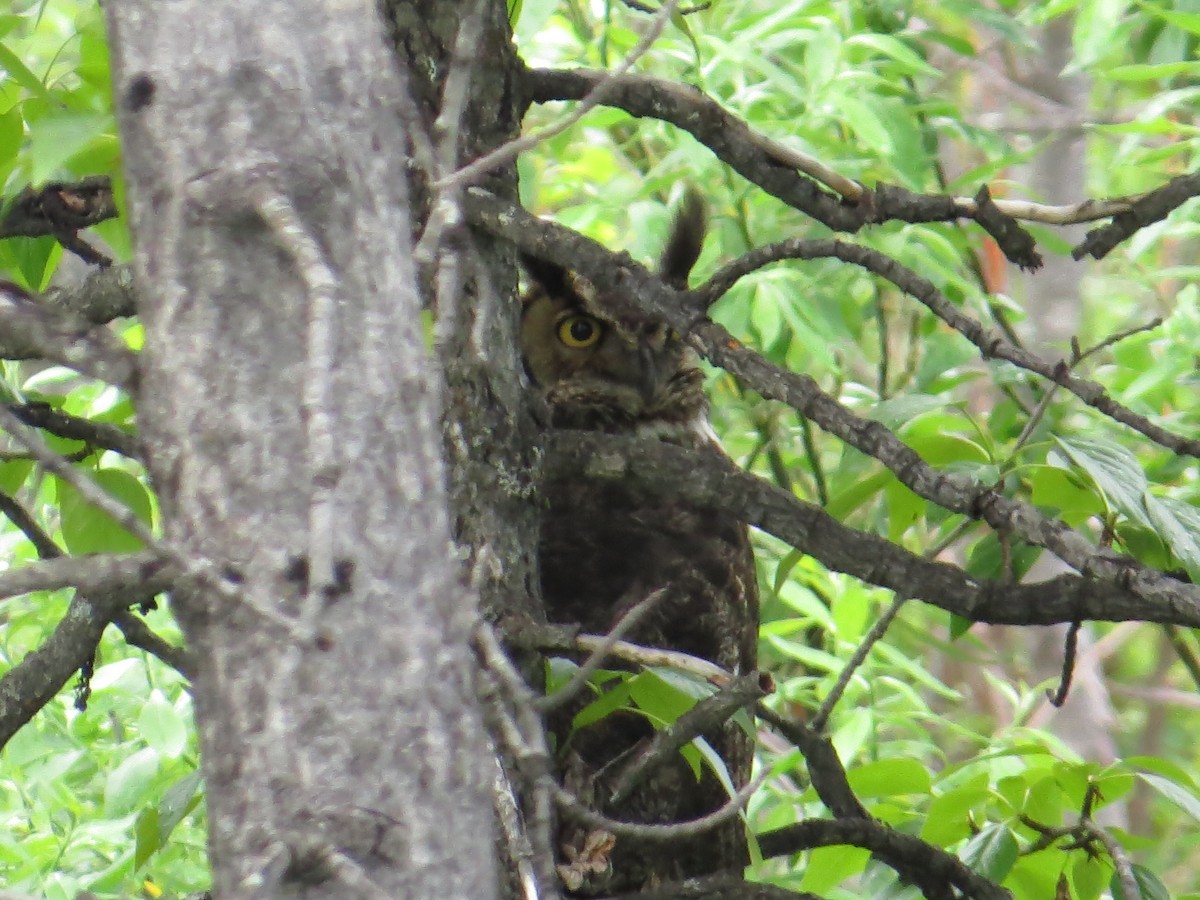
[522,195,759,893]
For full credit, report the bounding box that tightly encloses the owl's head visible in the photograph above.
[520,193,710,436]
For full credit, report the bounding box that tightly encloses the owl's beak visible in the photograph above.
[638,344,666,404]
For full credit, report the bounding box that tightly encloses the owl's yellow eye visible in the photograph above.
[557,315,602,348]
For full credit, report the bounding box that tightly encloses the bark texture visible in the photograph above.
[379,0,541,631]
[104,2,496,896]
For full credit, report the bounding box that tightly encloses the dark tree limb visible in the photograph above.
[0,176,119,266]
[971,184,1042,271]
[755,706,867,820]
[113,610,192,679]
[0,549,172,601]
[543,429,1200,627]
[525,68,1039,267]
[465,190,1200,622]
[8,402,141,459]
[0,281,138,389]
[607,873,822,900]
[0,590,134,747]
[1074,169,1200,260]
[0,461,172,746]
[756,818,1011,900]
[0,490,62,560]
[697,236,1200,459]
[524,67,865,232]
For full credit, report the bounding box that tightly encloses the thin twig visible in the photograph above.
[609,672,766,804]
[536,588,670,712]
[113,611,192,678]
[573,634,732,683]
[1045,620,1081,707]
[1164,624,1200,692]
[0,405,304,638]
[810,594,907,733]
[697,237,1196,458]
[491,755,544,900]
[0,490,62,559]
[550,770,765,842]
[0,551,175,603]
[619,0,710,14]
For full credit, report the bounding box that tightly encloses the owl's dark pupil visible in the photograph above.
[569,319,594,342]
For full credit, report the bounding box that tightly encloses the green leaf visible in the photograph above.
[572,678,633,730]
[1028,463,1104,525]
[958,823,1018,882]
[847,33,941,78]
[921,773,990,845]
[1146,495,1200,581]
[629,667,712,725]
[57,468,153,554]
[26,111,113,185]
[0,458,31,495]
[799,844,871,893]
[138,691,187,759]
[847,758,931,797]
[670,10,702,63]
[104,746,160,817]
[0,41,53,104]
[6,235,59,292]
[513,0,560,48]
[1138,771,1200,823]
[134,806,160,870]
[1107,60,1200,81]
[1055,437,1152,529]
[837,95,893,154]
[1111,864,1172,900]
[157,770,203,846]
[0,106,23,170]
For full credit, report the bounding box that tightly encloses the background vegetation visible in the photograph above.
[1,0,1199,896]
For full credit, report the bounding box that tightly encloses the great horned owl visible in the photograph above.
[521,194,760,893]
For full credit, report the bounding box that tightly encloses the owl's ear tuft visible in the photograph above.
[519,252,574,304]
[659,189,706,289]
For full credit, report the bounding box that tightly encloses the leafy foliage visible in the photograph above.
[516,0,1200,896]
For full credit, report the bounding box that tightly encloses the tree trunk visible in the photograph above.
[104,2,500,895]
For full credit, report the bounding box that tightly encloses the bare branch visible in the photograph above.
[7,402,141,459]
[463,191,1200,623]
[0,176,118,266]
[700,237,1195,458]
[0,591,130,748]
[606,873,822,900]
[525,67,1136,235]
[1075,169,1200,260]
[0,281,138,389]
[755,706,868,820]
[0,405,303,638]
[551,770,765,843]
[0,490,62,560]
[113,610,192,678]
[810,594,906,732]
[608,672,767,804]
[536,587,670,712]
[756,818,1011,900]
[544,430,1200,626]
[0,550,174,602]
[618,0,711,15]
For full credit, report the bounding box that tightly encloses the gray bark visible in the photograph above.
[104,1,497,896]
